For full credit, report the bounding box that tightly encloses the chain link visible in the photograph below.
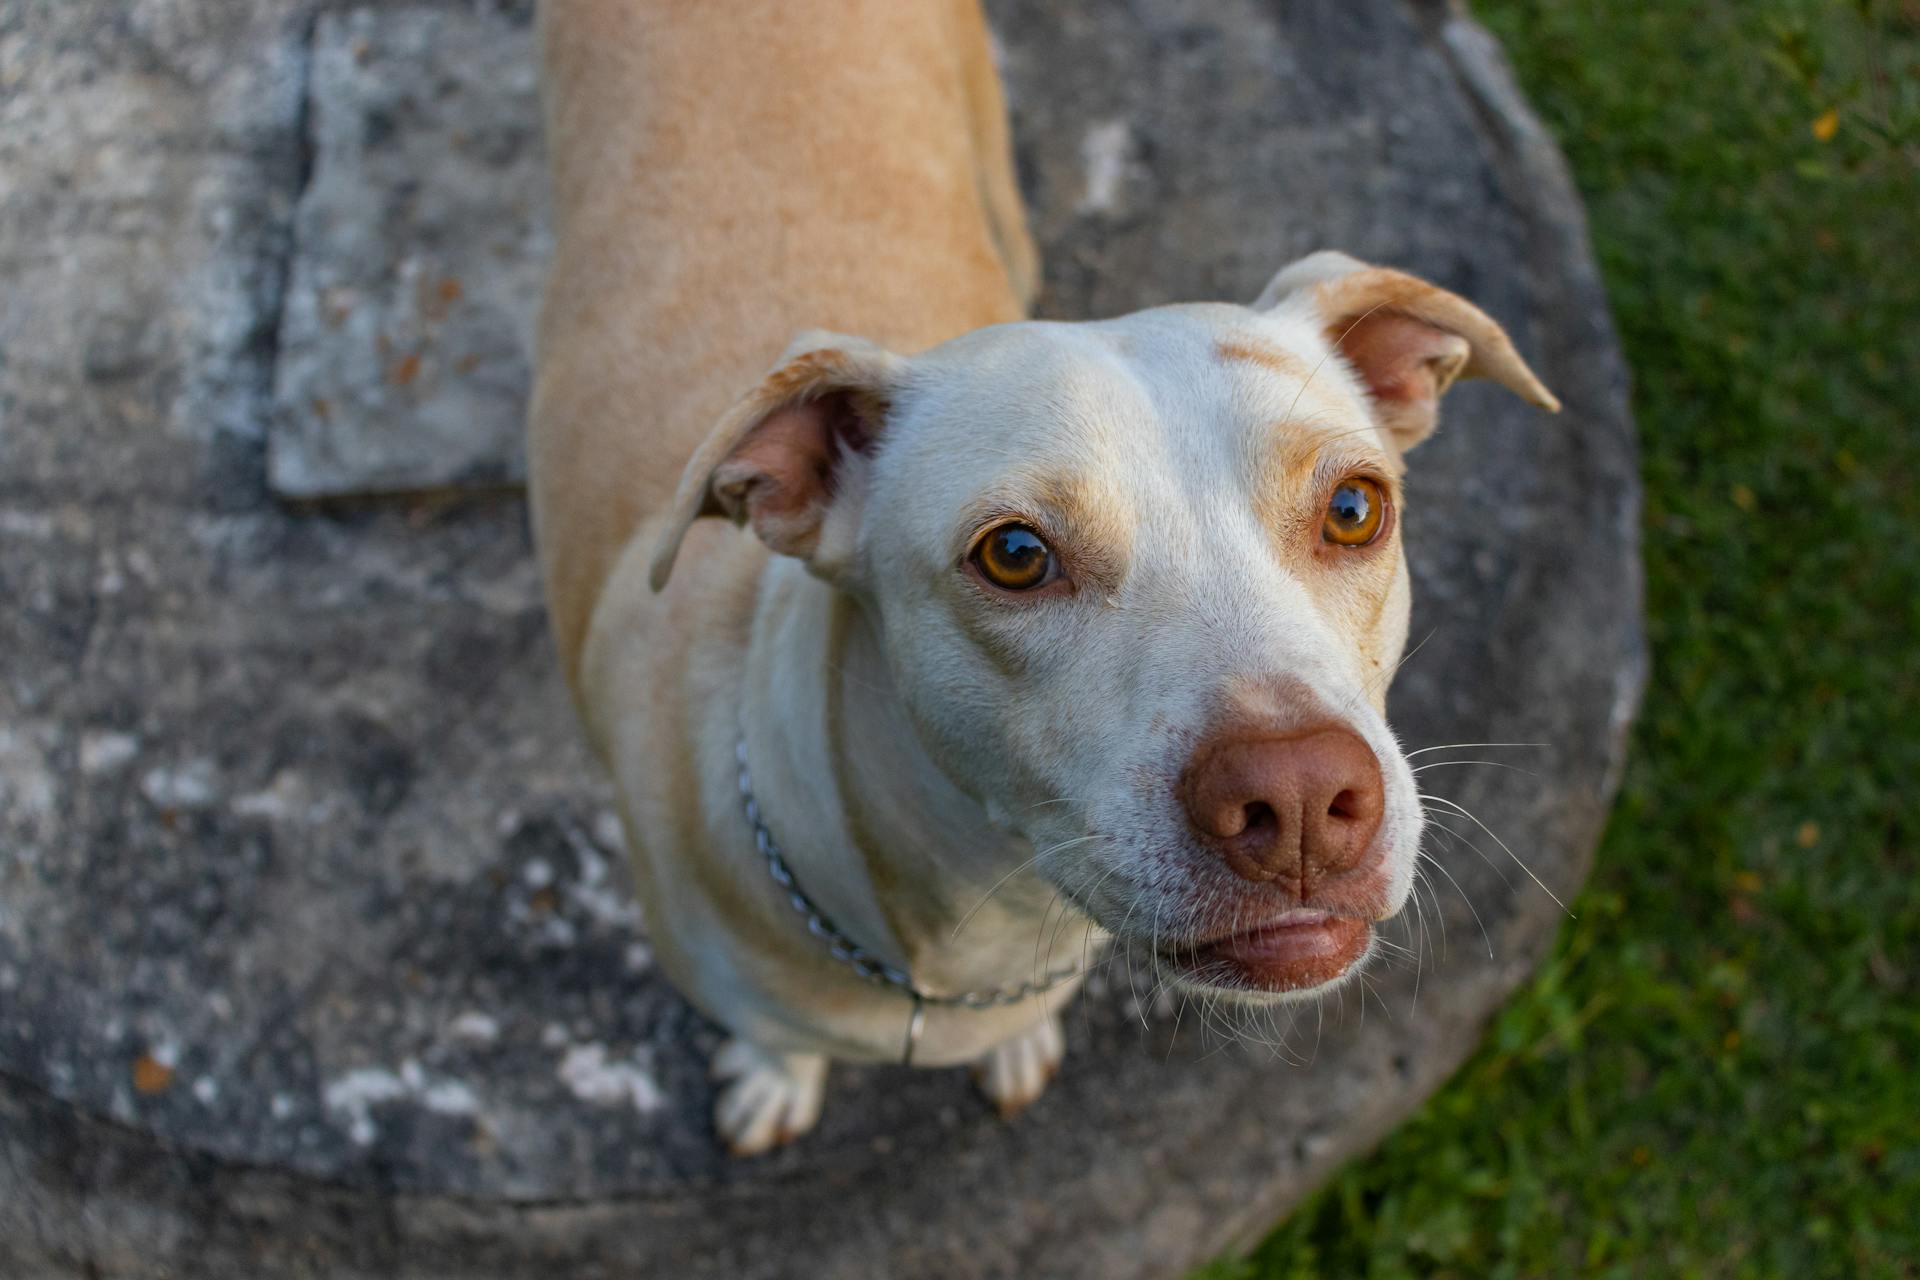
[734,738,1077,1009]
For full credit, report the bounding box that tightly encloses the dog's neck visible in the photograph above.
[739,559,1076,995]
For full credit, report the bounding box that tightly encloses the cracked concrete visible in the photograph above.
[0,1,1642,1276]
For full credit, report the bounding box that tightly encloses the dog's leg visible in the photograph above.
[711,1037,828,1156]
[969,1012,1065,1117]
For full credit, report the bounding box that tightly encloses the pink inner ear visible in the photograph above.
[1335,311,1471,406]
[726,400,836,518]
[712,391,873,557]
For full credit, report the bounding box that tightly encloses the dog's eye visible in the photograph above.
[972,523,1057,591]
[1323,477,1386,547]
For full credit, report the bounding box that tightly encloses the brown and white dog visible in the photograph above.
[529,0,1558,1155]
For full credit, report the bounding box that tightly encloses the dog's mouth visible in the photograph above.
[1155,909,1373,995]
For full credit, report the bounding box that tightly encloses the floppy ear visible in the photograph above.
[649,332,906,591]
[1254,250,1559,451]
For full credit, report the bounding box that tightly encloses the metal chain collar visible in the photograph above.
[733,738,1079,1016]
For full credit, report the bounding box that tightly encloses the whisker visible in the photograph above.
[1405,742,1546,757]
[1145,900,1165,1029]
[1360,971,1393,1025]
[1415,860,1448,957]
[1422,793,1573,917]
[1042,886,1086,987]
[950,850,1046,940]
[1165,987,1190,1059]
[1401,876,1430,1015]
[1418,843,1495,958]
[1426,814,1517,897]
[1363,625,1440,704]
[1030,889,1065,987]
[1369,935,1419,961]
[1033,833,1103,858]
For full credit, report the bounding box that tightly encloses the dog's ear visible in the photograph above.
[1254,250,1559,451]
[649,332,906,591]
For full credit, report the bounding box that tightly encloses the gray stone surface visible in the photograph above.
[268,6,548,497]
[0,0,1643,1276]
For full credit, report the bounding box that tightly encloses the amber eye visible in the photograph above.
[1323,477,1387,547]
[971,523,1057,590]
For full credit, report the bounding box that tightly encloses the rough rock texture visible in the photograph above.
[268,6,549,498]
[0,1,1643,1277]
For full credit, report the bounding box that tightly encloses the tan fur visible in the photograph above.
[1215,337,1316,382]
[532,0,1033,687]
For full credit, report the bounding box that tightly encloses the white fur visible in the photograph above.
[858,301,1423,956]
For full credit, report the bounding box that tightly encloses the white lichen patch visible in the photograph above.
[78,730,140,775]
[1078,119,1136,215]
[447,1010,500,1046]
[230,770,338,823]
[322,1067,408,1146]
[556,1042,663,1114]
[420,1079,480,1116]
[565,829,642,931]
[0,510,56,538]
[139,759,220,811]
[322,1058,486,1145]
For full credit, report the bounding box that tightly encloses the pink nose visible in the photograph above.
[1179,727,1384,890]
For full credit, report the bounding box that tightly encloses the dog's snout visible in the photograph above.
[1179,727,1384,889]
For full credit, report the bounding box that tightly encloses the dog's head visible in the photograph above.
[652,252,1557,1003]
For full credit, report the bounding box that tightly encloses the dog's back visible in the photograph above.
[530,0,1036,686]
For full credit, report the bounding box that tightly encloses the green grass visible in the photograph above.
[1201,2,1920,1276]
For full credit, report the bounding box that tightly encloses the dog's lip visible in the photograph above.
[1158,910,1372,993]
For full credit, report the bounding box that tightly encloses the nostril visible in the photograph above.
[1327,789,1363,822]
[1242,801,1276,835]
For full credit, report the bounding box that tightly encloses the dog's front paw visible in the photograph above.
[711,1037,828,1156]
[970,1013,1064,1117]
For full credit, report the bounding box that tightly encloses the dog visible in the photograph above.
[529,0,1558,1155]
